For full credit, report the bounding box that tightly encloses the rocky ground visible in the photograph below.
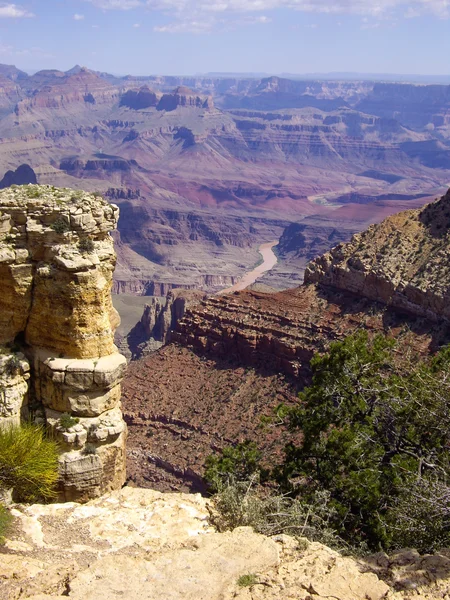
[1,487,449,600]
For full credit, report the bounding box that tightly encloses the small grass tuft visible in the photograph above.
[237,574,258,588]
[59,413,80,430]
[78,237,95,254]
[50,217,70,234]
[82,443,97,455]
[0,503,13,544]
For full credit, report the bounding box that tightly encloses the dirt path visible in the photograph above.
[218,241,278,294]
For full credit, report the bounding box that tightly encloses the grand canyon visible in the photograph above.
[0,63,448,301]
[1,52,450,597]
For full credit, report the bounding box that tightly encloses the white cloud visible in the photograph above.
[74,13,85,20]
[88,0,450,34]
[154,18,214,32]
[243,14,271,22]
[0,3,34,18]
[87,0,142,9]
[0,43,53,58]
[133,21,141,26]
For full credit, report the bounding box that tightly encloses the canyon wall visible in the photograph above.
[172,190,450,378]
[0,184,127,501]
[305,189,450,321]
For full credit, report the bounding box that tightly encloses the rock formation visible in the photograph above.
[120,85,158,109]
[117,289,207,361]
[0,184,127,501]
[157,86,214,112]
[0,164,37,189]
[1,487,449,599]
[173,189,450,376]
[305,189,450,321]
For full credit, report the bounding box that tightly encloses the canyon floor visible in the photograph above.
[1,487,449,600]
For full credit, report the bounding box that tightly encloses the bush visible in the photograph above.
[0,503,13,544]
[82,443,97,455]
[237,574,258,587]
[78,237,95,254]
[3,355,22,377]
[204,441,265,492]
[50,217,70,234]
[211,475,346,551]
[59,413,79,430]
[279,331,450,552]
[0,423,59,502]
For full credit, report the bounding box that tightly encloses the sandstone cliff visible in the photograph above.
[0,185,127,501]
[1,487,449,600]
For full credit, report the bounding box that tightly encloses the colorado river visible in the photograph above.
[218,241,278,295]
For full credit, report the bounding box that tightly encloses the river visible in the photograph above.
[218,241,278,295]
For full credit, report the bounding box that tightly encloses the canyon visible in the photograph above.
[0,65,447,298]
[122,188,450,492]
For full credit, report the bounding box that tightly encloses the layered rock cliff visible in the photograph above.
[173,189,450,377]
[0,185,127,501]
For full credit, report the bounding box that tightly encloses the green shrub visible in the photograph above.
[82,443,97,455]
[4,355,22,376]
[50,217,70,234]
[78,237,95,254]
[204,440,265,492]
[237,574,257,587]
[59,413,79,430]
[279,331,450,552]
[27,188,42,199]
[0,503,13,544]
[0,423,59,502]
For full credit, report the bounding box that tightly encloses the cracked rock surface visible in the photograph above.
[1,487,449,600]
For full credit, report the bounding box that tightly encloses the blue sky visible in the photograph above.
[0,0,448,76]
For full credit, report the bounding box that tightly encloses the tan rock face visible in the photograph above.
[0,488,447,600]
[0,351,30,428]
[0,185,126,501]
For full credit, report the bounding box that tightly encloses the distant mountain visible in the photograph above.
[0,63,28,81]
[0,61,448,295]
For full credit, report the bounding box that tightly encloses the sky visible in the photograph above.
[0,0,448,76]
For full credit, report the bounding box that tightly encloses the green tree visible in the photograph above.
[279,331,450,551]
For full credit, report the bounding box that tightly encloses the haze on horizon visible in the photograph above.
[0,0,448,78]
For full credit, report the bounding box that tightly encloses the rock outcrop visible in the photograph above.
[305,189,450,321]
[157,86,214,112]
[1,487,448,600]
[141,289,207,344]
[0,164,37,189]
[0,185,127,501]
[122,191,450,490]
[120,85,158,109]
